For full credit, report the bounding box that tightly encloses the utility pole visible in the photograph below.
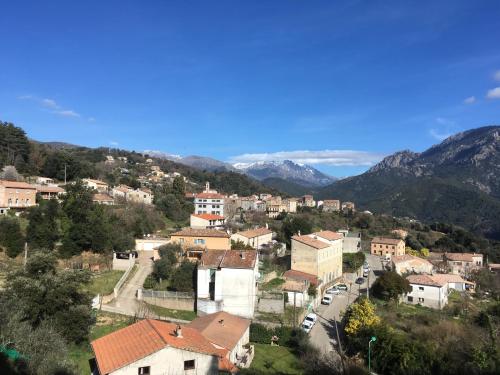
[293,291,297,327]
[23,242,28,269]
[64,163,67,184]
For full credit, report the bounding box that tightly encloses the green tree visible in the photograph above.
[231,239,254,250]
[371,271,411,302]
[0,217,25,258]
[172,175,186,196]
[1,252,93,344]
[26,200,60,250]
[170,260,196,292]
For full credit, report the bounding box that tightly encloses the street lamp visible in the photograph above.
[368,336,377,373]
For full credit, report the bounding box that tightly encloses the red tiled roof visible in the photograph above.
[235,227,273,239]
[199,249,257,269]
[84,178,108,186]
[195,192,225,199]
[371,237,403,245]
[91,319,227,375]
[314,230,343,241]
[284,269,319,286]
[292,235,330,249]
[0,180,36,189]
[444,252,482,262]
[192,213,225,221]
[171,228,230,238]
[113,185,132,193]
[35,185,65,193]
[188,312,251,351]
[406,274,447,287]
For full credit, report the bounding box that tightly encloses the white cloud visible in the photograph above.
[463,96,476,104]
[486,87,500,99]
[17,94,85,118]
[109,141,119,146]
[429,129,452,141]
[41,98,59,109]
[228,150,386,167]
[53,109,80,117]
[494,70,500,81]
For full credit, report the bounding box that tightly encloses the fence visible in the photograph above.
[138,289,195,311]
[113,262,135,298]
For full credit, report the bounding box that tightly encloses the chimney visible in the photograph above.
[175,325,183,338]
[298,230,301,236]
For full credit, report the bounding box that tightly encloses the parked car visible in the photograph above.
[304,313,318,325]
[321,295,333,305]
[355,277,365,284]
[326,287,341,295]
[301,321,313,334]
[363,269,370,277]
[335,283,348,291]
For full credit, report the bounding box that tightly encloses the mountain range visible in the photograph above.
[317,125,500,239]
[143,150,336,188]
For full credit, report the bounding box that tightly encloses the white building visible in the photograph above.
[230,227,273,249]
[91,319,239,375]
[197,249,258,319]
[337,230,361,253]
[190,214,226,229]
[82,178,109,193]
[391,254,434,275]
[194,192,225,216]
[405,274,449,309]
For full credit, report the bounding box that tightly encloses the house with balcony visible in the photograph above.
[0,180,37,210]
[170,228,230,259]
[194,191,225,216]
[197,249,258,319]
[321,199,340,212]
[35,184,65,200]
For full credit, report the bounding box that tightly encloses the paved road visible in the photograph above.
[102,253,153,316]
[309,254,384,357]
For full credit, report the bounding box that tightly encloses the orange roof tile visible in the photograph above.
[35,185,65,193]
[199,249,257,269]
[188,312,251,351]
[0,180,36,189]
[284,269,319,286]
[171,228,230,238]
[406,274,447,287]
[292,235,330,249]
[236,227,273,239]
[195,192,225,199]
[444,252,482,262]
[314,230,343,241]
[371,237,403,245]
[192,213,225,221]
[91,319,227,375]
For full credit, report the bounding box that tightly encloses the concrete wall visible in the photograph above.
[112,253,136,271]
[257,294,284,313]
[139,290,195,311]
[291,240,318,276]
[231,233,273,249]
[110,346,218,375]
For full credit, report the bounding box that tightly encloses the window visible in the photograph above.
[138,367,150,375]
[184,360,195,370]
[194,239,206,245]
[418,297,424,303]
[418,286,424,291]
[407,296,413,302]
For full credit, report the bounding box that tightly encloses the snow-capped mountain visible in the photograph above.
[234,160,337,187]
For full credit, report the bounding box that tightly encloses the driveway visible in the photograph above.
[309,254,384,357]
[102,252,154,316]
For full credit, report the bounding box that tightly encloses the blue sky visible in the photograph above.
[1,0,500,177]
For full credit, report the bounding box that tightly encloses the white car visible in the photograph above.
[321,295,333,305]
[301,321,313,333]
[326,287,341,295]
[304,313,318,325]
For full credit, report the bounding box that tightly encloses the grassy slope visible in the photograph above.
[248,343,303,374]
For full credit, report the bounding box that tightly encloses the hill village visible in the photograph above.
[1,154,498,375]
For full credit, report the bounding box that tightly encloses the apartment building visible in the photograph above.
[370,237,405,258]
[322,199,340,212]
[0,180,37,209]
[291,230,343,285]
